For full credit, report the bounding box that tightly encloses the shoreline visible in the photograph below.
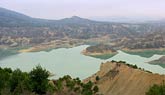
[18,42,81,53]
[122,48,165,52]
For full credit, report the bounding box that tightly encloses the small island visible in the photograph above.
[82,44,117,59]
[149,56,165,68]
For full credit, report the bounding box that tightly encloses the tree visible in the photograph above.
[82,81,94,95]
[95,76,100,81]
[0,69,10,94]
[93,86,99,93]
[146,82,165,95]
[29,65,50,95]
[9,69,30,94]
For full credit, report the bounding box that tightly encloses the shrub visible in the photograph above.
[146,81,165,95]
[96,76,100,81]
[93,86,99,93]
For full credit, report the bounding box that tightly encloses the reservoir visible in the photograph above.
[0,45,165,79]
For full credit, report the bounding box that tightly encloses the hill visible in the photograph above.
[0,7,165,55]
[0,7,45,26]
[82,44,117,59]
[84,61,165,95]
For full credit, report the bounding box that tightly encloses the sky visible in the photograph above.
[0,0,165,20]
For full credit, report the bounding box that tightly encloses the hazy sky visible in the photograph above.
[0,0,165,19]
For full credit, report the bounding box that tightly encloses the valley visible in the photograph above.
[0,7,165,95]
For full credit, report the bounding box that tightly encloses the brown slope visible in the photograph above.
[84,61,165,95]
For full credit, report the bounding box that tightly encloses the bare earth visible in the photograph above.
[84,61,165,95]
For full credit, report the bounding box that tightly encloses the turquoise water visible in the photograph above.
[0,45,102,79]
[106,50,165,75]
[0,45,165,80]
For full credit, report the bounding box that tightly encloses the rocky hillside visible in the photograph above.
[118,31,165,49]
[1,7,165,52]
[84,61,165,95]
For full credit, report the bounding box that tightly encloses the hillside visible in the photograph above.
[0,7,165,54]
[84,61,165,95]
[0,7,47,27]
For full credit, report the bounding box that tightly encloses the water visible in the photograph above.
[0,45,165,80]
[106,50,165,74]
[0,45,102,79]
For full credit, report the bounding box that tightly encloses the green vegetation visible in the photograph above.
[29,65,50,94]
[0,66,99,95]
[125,63,138,69]
[0,65,54,95]
[95,76,100,81]
[112,60,138,69]
[89,53,116,60]
[112,60,152,73]
[123,50,165,58]
[54,75,99,95]
[146,81,165,95]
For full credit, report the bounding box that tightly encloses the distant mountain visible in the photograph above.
[1,7,165,26]
[0,7,165,50]
[58,16,97,24]
[90,16,165,23]
[0,7,99,26]
[0,7,35,26]
[0,7,31,20]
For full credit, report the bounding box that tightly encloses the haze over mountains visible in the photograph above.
[0,6,165,95]
[0,7,165,51]
[1,7,165,26]
[0,7,99,27]
[90,16,165,23]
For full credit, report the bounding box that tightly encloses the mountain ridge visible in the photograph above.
[1,7,165,27]
[0,7,101,26]
[0,7,165,54]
